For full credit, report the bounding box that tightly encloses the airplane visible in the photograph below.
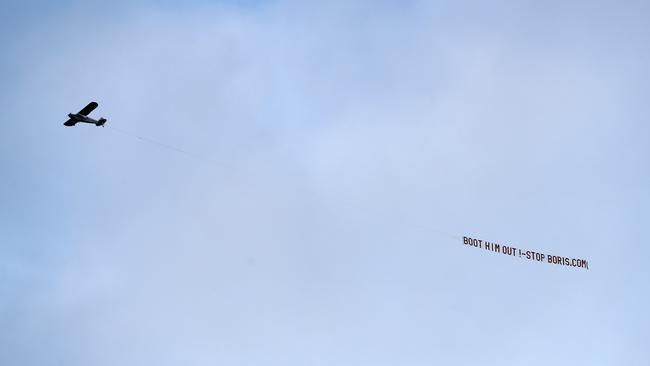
[64,102,107,127]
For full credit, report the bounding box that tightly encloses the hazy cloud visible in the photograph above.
[1,1,649,365]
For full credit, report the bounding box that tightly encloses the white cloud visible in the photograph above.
[2,1,649,365]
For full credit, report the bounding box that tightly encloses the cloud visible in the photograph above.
[2,1,649,365]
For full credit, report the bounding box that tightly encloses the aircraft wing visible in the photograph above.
[63,119,76,126]
[77,102,98,116]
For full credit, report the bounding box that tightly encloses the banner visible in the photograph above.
[463,236,589,270]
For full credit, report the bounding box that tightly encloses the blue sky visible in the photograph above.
[1,1,649,365]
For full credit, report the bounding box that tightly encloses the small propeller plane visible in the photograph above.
[64,102,107,127]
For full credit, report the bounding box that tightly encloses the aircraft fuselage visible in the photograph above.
[67,113,106,126]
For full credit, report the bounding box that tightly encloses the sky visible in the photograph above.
[1,0,649,365]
